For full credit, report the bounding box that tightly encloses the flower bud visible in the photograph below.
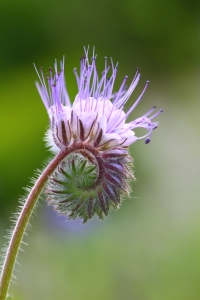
[46,146,133,222]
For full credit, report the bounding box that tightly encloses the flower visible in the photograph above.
[35,48,162,222]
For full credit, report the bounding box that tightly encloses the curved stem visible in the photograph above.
[0,148,70,300]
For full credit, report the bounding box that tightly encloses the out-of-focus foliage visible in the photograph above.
[0,0,200,299]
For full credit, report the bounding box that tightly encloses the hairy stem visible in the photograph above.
[0,148,70,300]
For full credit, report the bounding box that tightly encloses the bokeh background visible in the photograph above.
[1,0,200,299]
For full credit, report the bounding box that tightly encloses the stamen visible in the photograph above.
[145,137,151,144]
[102,64,118,100]
[114,68,139,108]
[106,63,118,100]
[34,65,51,109]
[115,73,141,109]
[113,75,128,105]
[110,80,149,132]
[54,59,58,73]
[103,57,108,93]
[83,65,93,104]
[90,57,99,97]
[125,80,150,118]
[73,68,80,86]
[143,106,156,117]
[94,62,110,100]
[149,109,163,120]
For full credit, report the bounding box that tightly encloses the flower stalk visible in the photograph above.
[0,148,70,300]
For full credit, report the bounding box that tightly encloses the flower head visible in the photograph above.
[35,48,162,222]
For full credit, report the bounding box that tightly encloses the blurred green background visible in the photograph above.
[1,0,200,299]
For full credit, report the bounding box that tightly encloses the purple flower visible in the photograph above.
[35,48,162,222]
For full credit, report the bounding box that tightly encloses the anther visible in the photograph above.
[145,137,151,144]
